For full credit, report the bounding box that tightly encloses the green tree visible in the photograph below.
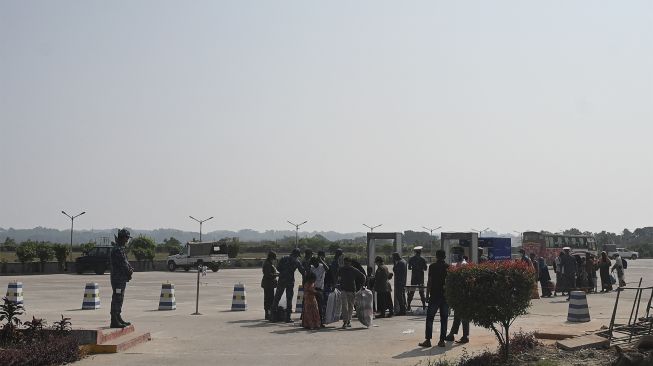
[563,228,582,236]
[219,237,240,258]
[128,236,156,262]
[161,237,183,254]
[79,242,95,254]
[35,242,54,264]
[15,241,38,264]
[52,244,70,267]
[445,261,536,358]
[2,237,17,252]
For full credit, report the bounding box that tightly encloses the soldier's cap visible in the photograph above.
[413,246,423,251]
[117,228,131,239]
[562,246,571,250]
[291,248,301,256]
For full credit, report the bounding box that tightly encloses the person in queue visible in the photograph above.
[261,250,279,320]
[407,246,428,311]
[418,249,449,348]
[271,248,305,323]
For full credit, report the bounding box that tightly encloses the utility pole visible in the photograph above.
[189,216,213,242]
[471,227,490,238]
[61,210,85,263]
[287,220,308,247]
[363,223,382,233]
[422,225,442,250]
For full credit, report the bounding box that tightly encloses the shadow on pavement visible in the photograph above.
[270,326,367,335]
[393,346,447,359]
[227,319,265,324]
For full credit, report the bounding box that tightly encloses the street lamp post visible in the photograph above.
[287,220,308,247]
[422,225,442,250]
[471,227,490,238]
[363,223,382,233]
[61,210,86,263]
[189,216,213,242]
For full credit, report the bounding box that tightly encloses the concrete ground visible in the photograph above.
[2,259,652,366]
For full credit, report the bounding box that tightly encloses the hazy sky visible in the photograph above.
[1,1,652,235]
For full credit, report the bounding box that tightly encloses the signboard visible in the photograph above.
[478,237,512,261]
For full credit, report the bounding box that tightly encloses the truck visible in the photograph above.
[609,247,639,260]
[602,244,638,259]
[167,241,230,272]
[75,244,112,274]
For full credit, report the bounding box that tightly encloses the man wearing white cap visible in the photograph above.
[407,246,428,311]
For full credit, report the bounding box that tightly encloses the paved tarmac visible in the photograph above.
[2,259,652,365]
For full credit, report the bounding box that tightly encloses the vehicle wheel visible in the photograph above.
[168,261,177,272]
[95,266,105,275]
[211,264,219,272]
[631,254,637,260]
[183,266,190,272]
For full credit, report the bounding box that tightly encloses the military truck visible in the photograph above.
[75,244,112,274]
[166,241,230,272]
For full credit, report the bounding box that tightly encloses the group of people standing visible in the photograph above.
[519,247,629,300]
[261,248,367,329]
[261,247,434,329]
[262,246,473,349]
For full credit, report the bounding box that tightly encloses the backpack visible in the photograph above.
[621,258,628,269]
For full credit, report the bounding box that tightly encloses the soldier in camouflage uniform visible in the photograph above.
[110,228,134,328]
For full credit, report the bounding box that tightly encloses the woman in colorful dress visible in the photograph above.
[301,272,321,330]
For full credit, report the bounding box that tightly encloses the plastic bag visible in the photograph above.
[279,291,288,309]
[324,288,342,324]
[355,288,373,327]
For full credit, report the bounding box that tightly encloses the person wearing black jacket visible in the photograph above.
[407,247,428,311]
[374,256,392,318]
[392,252,408,315]
[261,251,278,320]
[419,250,449,348]
[110,228,134,328]
[337,257,365,328]
[271,248,305,323]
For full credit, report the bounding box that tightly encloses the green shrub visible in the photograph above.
[35,243,54,264]
[228,242,240,258]
[160,237,183,254]
[79,242,95,254]
[128,236,156,262]
[0,334,81,365]
[52,244,70,265]
[445,260,536,358]
[15,241,38,264]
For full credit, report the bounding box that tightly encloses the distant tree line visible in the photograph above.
[556,227,653,258]
[3,227,652,263]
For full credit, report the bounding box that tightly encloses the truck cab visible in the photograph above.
[167,241,230,272]
[75,245,112,274]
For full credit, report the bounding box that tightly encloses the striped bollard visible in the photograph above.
[159,283,176,310]
[567,291,590,322]
[82,283,101,310]
[295,284,304,313]
[6,282,23,304]
[231,283,247,311]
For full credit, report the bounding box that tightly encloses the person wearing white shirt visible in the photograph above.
[310,255,330,327]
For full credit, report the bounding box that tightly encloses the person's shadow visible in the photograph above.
[393,346,447,359]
